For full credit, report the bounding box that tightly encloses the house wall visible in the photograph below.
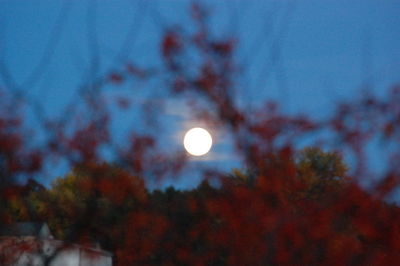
[49,247,112,266]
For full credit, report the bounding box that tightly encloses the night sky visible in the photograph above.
[1,0,399,189]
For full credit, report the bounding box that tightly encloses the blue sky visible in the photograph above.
[1,0,399,189]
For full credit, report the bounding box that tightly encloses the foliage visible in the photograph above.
[295,147,349,201]
[2,155,397,265]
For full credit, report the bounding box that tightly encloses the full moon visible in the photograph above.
[183,127,213,156]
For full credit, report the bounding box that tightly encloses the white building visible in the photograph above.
[0,223,112,266]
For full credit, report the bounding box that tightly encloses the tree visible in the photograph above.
[32,163,147,250]
[295,147,349,201]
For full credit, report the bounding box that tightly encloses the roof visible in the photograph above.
[0,222,52,238]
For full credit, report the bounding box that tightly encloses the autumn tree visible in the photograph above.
[32,163,147,249]
[295,147,349,201]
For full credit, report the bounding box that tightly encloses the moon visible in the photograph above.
[183,127,213,156]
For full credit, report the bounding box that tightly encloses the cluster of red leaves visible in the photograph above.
[109,63,148,85]
[0,116,42,178]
